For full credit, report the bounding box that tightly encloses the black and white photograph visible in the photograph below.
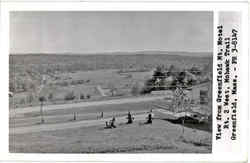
[9,11,213,153]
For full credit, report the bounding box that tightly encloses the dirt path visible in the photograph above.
[10,113,149,135]
[10,96,165,116]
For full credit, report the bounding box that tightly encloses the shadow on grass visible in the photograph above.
[164,118,212,133]
[178,135,210,147]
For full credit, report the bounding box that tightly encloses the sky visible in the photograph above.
[10,11,213,54]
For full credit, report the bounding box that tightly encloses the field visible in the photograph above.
[9,52,213,153]
[9,52,212,108]
[10,119,211,153]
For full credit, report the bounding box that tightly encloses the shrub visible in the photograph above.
[64,91,75,101]
[189,66,202,75]
[86,94,91,99]
[71,80,85,85]
[80,93,85,100]
[39,96,46,102]
[48,93,53,101]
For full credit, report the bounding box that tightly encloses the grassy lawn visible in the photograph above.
[10,119,211,153]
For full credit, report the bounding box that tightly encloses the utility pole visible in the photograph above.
[38,75,46,124]
[39,96,45,123]
[181,93,191,138]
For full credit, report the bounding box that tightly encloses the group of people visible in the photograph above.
[105,111,153,129]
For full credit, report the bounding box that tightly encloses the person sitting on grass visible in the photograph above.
[110,116,116,128]
[126,111,134,124]
[146,113,152,124]
[105,116,116,128]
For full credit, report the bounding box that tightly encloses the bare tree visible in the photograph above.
[108,83,117,96]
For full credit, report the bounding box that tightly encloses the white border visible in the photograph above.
[0,2,248,162]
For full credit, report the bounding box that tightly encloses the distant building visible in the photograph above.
[186,82,212,105]
[151,81,212,105]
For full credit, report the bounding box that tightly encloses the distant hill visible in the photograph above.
[10,52,213,73]
[11,50,212,57]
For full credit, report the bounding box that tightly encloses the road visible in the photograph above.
[10,113,149,135]
[10,95,165,116]
[9,110,148,128]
